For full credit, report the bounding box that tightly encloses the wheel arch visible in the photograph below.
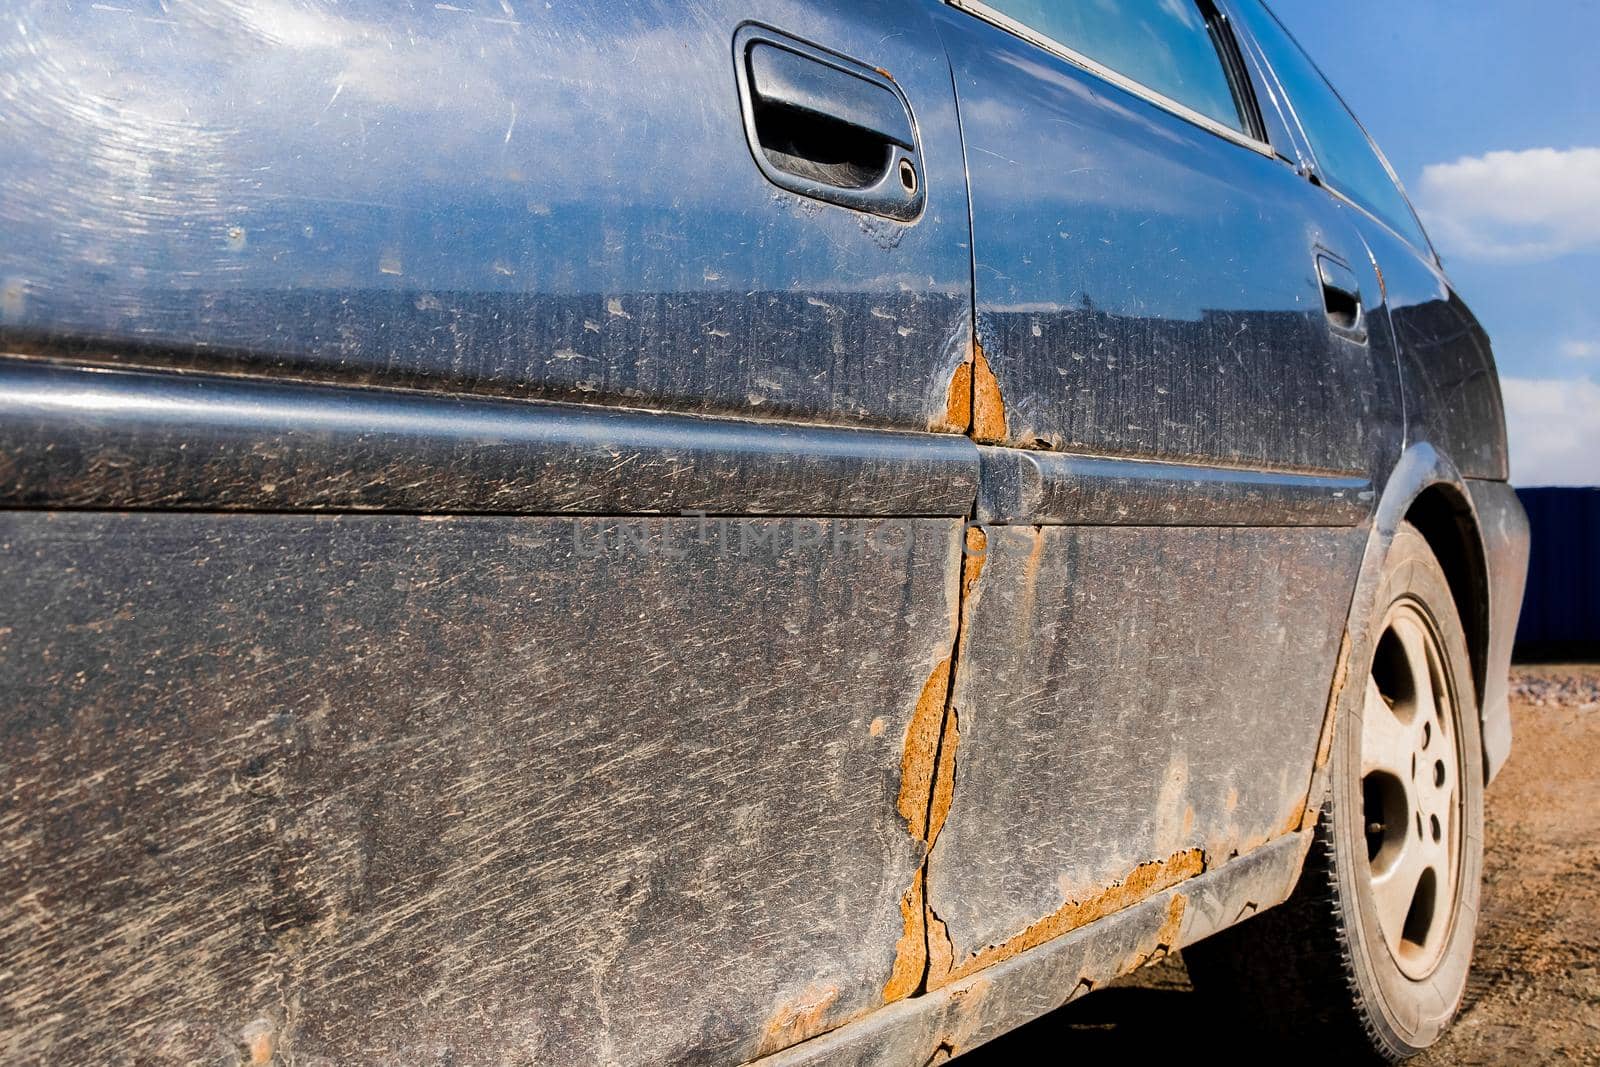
[1401,481,1491,730]
[1365,443,1523,783]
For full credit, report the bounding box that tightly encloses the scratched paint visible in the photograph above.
[925,523,1366,966]
[0,511,965,1065]
[0,1,974,434]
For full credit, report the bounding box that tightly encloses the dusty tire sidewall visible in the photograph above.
[1330,524,1484,1056]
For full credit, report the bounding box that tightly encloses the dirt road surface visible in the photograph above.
[961,666,1600,1063]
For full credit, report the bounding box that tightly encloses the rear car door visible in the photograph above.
[1225,0,1509,483]
[921,0,1403,982]
[0,3,974,1063]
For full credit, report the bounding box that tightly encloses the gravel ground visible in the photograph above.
[961,666,1600,1063]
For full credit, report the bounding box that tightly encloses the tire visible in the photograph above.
[1185,522,1484,1061]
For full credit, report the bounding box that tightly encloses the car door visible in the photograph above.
[919,0,1403,984]
[0,2,976,1063]
[1223,0,1509,484]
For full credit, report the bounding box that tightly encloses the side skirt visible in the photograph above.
[751,833,1308,1067]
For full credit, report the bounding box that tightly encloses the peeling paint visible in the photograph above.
[933,340,1004,443]
[887,658,956,1003]
[1154,893,1186,955]
[884,870,929,1003]
[887,528,983,1004]
[897,659,954,842]
[1300,629,1353,831]
[925,903,955,985]
[969,341,1006,444]
[1314,630,1352,775]
[960,526,987,603]
[931,849,1205,987]
[925,706,959,848]
[239,1019,275,1066]
[939,357,973,435]
[1116,893,1187,975]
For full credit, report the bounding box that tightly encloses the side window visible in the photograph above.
[1231,0,1432,252]
[970,0,1253,134]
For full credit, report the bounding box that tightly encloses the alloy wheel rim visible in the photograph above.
[1359,600,1463,981]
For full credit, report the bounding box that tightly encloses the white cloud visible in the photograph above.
[1561,340,1596,360]
[1415,147,1600,261]
[1501,376,1600,486]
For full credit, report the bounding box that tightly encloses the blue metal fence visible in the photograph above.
[1515,487,1600,651]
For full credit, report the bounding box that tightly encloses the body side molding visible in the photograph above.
[0,357,980,518]
[976,445,1373,527]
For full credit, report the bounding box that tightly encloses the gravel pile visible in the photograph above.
[1510,671,1600,710]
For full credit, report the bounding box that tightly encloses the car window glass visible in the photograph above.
[975,0,1249,133]
[1232,0,1431,251]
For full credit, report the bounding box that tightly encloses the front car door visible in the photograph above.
[0,2,976,1062]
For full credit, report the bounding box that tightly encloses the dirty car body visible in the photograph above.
[0,1,1528,1064]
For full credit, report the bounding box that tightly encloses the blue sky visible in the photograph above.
[1270,0,1600,485]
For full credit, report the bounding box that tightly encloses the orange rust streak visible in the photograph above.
[933,849,1205,986]
[1315,630,1353,774]
[884,869,927,1002]
[969,341,1006,443]
[938,358,973,435]
[755,984,841,1058]
[248,1031,274,1066]
[1155,892,1186,950]
[925,706,959,847]
[925,903,955,985]
[961,526,987,604]
[1301,629,1353,831]
[897,658,953,841]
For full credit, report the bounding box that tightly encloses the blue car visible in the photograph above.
[0,1,1528,1063]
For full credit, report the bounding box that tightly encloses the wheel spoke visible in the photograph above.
[1393,614,1439,729]
[1361,674,1414,779]
[1358,602,1465,980]
[1370,829,1429,958]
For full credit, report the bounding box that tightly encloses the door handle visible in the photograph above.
[748,44,914,151]
[735,27,924,222]
[1316,252,1366,341]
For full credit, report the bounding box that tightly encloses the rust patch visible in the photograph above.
[1301,629,1353,831]
[884,869,927,1002]
[938,357,973,434]
[1155,892,1186,951]
[239,1020,275,1066]
[935,340,1005,442]
[926,707,959,846]
[1117,893,1188,975]
[756,984,841,1057]
[869,716,886,737]
[961,526,987,603]
[1315,630,1353,773]
[888,657,959,1002]
[887,528,984,1003]
[969,341,1006,443]
[898,658,953,840]
[926,904,955,982]
[938,974,991,1054]
[934,849,1205,986]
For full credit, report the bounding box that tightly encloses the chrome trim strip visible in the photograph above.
[976,445,1373,526]
[0,357,981,517]
[945,0,1277,158]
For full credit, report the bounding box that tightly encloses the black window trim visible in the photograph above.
[944,0,1276,157]
[1217,0,1440,264]
[1201,0,1268,143]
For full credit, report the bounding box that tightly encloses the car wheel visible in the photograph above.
[1185,522,1483,1061]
